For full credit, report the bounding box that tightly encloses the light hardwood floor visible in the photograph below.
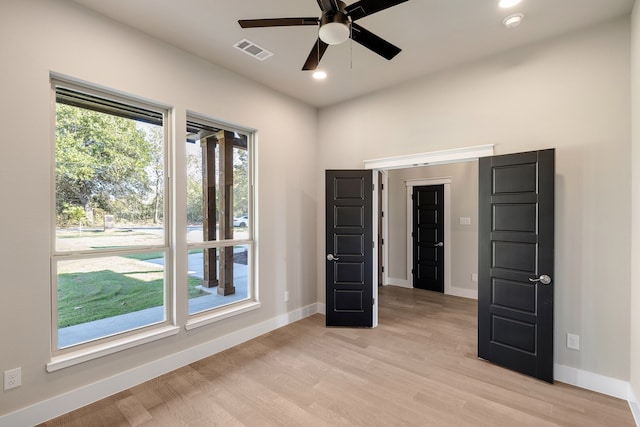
[40,286,635,426]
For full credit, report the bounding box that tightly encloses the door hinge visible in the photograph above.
[381,266,384,273]
[372,298,375,306]
[381,211,384,218]
[381,238,384,245]
[381,183,384,190]
[372,240,375,248]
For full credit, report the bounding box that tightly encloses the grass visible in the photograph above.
[57,260,206,328]
[124,252,163,261]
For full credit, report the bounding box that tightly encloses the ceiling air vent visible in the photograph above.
[234,39,273,61]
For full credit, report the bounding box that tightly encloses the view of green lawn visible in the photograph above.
[57,253,205,328]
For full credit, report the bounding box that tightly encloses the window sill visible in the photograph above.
[47,325,179,372]
[185,301,261,331]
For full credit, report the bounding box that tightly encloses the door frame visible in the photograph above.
[365,144,494,304]
[405,178,452,295]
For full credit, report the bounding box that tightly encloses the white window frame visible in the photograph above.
[184,112,259,330]
[48,75,176,370]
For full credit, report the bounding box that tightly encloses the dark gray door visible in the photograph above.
[413,185,444,292]
[478,149,554,383]
[325,170,373,327]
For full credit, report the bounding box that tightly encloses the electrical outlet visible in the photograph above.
[284,291,289,302]
[567,333,580,350]
[4,368,21,390]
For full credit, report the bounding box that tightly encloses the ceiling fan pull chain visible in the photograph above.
[318,22,321,67]
[350,22,353,69]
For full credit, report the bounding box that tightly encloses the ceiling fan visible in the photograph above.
[238,0,408,71]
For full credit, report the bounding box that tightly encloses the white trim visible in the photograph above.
[371,170,379,328]
[47,325,180,372]
[4,304,319,426]
[448,286,478,300]
[185,301,261,330]
[317,302,326,315]
[386,278,412,289]
[629,385,640,426]
[380,170,389,287]
[554,363,629,400]
[406,178,452,295]
[364,144,494,170]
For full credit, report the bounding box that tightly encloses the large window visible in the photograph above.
[50,79,256,361]
[52,80,169,350]
[185,115,254,316]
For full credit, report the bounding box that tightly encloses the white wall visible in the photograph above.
[387,163,478,293]
[317,17,631,381]
[630,0,640,418]
[0,0,318,417]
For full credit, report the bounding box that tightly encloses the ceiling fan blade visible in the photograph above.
[302,39,329,70]
[346,0,409,21]
[350,23,401,60]
[316,0,335,12]
[238,18,318,28]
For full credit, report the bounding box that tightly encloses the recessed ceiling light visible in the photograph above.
[499,0,522,8]
[503,13,524,28]
[313,70,327,80]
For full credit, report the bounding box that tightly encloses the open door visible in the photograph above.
[326,170,374,327]
[478,149,554,382]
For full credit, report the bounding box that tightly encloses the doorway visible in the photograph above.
[399,172,476,299]
[367,145,491,298]
[360,145,555,383]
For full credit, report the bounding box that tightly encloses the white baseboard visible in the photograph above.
[447,286,478,300]
[317,302,326,315]
[4,305,636,426]
[0,303,320,427]
[629,385,640,426]
[386,278,477,300]
[554,363,629,400]
[385,277,411,288]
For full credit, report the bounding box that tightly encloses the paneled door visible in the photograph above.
[413,185,445,292]
[478,149,555,382]
[325,170,373,327]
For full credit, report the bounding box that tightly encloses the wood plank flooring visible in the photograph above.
[40,286,635,426]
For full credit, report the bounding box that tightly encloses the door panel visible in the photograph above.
[326,170,373,327]
[478,149,554,383]
[413,185,444,292]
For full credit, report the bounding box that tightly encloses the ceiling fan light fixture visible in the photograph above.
[499,0,522,8]
[319,12,350,45]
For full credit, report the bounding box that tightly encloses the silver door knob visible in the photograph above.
[529,274,552,285]
[326,254,339,261]
[434,242,443,247]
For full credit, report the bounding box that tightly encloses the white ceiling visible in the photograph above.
[70,0,634,108]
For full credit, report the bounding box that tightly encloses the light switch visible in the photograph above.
[459,217,471,225]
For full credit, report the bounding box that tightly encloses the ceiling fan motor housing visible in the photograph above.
[319,2,350,45]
